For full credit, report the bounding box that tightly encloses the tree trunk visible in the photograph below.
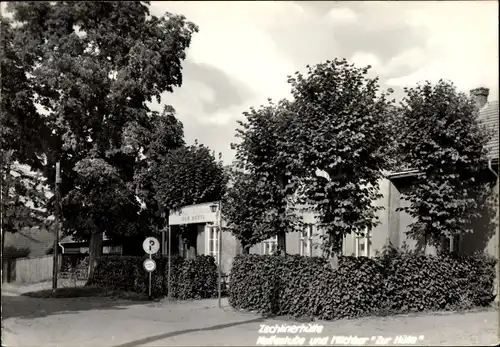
[242,244,250,254]
[88,231,103,279]
[1,150,13,258]
[277,232,286,254]
[184,224,197,259]
[186,244,197,259]
[1,229,6,263]
[277,175,287,254]
[329,233,342,270]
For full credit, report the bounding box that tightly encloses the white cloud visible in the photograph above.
[350,51,386,76]
[150,1,300,125]
[325,7,358,24]
[386,1,499,98]
[386,47,426,72]
[3,1,498,165]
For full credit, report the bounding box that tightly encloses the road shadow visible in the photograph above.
[111,317,266,347]
[1,294,147,320]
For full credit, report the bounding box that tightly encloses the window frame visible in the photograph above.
[300,224,314,256]
[206,224,220,263]
[440,234,460,254]
[355,230,371,258]
[262,236,278,255]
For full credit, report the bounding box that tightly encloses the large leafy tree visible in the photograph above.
[288,59,394,266]
[397,80,495,248]
[1,154,49,255]
[231,100,302,252]
[1,18,50,255]
[223,169,294,254]
[130,105,185,252]
[145,142,227,257]
[4,1,198,276]
[152,142,227,211]
[62,158,140,271]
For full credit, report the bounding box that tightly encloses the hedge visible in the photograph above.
[229,252,496,320]
[87,255,218,299]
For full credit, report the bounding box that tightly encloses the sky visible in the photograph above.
[147,1,499,165]
[2,1,498,165]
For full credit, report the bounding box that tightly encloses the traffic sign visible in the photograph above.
[143,258,156,272]
[143,237,160,255]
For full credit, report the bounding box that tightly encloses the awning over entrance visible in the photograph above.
[168,201,220,226]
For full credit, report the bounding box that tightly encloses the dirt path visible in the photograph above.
[2,294,499,346]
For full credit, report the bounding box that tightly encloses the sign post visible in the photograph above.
[167,225,171,300]
[143,237,159,300]
[217,203,222,308]
[52,161,61,293]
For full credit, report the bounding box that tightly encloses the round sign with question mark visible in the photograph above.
[142,237,160,255]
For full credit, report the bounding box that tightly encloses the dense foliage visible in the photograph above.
[223,168,299,253]
[151,142,227,212]
[1,18,50,253]
[288,59,395,259]
[2,246,31,259]
[1,158,49,249]
[3,1,199,275]
[88,255,218,299]
[229,252,496,320]
[397,80,496,246]
[229,100,301,252]
[228,59,395,259]
[63,158,140,238]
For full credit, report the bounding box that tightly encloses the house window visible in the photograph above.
[262,236,278,255]
[441,234,460,254]
[300,224,314,256]
[79,247,89,254]
[207,225,220,262]
[355,231,371,257]
[103,245,122,255]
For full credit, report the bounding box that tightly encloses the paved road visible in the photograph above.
[2,292,499,346]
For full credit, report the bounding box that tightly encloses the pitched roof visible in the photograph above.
[477,100,499,161]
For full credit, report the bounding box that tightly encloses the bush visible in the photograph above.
[88,255,218,300]
[2,246,30,259]
[60,256,89,282]
[174,256,218,300]
[230,254,385,319]
[229,251,496,320]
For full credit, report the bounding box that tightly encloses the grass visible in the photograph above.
[22,285,158,301]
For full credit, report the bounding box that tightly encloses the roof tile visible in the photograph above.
[477,100,499,161]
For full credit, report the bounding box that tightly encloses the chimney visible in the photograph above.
[470,87,489,109]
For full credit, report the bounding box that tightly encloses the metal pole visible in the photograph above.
[52,161,61,292]
[167,225,171,300]
[162,229,165,256]
[148,253,152,300]
[218,202,222,308]
[161,210,166,256]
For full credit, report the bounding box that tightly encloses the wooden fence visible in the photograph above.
[2,255,62,284]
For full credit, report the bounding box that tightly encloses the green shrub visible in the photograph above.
[229,254,385,319]
[229,251,496,320]
[88,255,218,299]
[61,256,89,282]
[88,256,138,290]
[2,246,30,259]
[229,255,277,314]
[379,250,496,312]
[176,255,218,300]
